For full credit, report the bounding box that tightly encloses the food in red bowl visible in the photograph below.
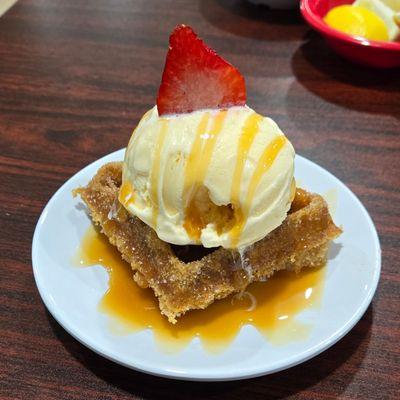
[300,0,400,68]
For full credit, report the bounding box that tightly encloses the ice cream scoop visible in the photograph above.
[120,105,295,249]
[118,25,295,249]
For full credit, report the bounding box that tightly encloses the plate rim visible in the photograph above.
[32,149,381,381]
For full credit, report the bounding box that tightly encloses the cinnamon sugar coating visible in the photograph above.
[74,162,342,323]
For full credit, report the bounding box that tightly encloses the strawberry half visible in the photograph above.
[156,25,246,115]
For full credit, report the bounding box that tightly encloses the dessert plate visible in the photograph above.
[32,149,381,381]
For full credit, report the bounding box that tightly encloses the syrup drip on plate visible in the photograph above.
[75,226,326,353]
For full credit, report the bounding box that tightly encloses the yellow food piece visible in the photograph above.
[394,12,400,28]
[324,5,390,41]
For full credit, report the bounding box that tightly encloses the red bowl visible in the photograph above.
[300,0,400,68]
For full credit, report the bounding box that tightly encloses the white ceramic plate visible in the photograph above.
[32,149,381,381]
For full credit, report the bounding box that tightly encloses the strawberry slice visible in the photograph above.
[156,25,246,115]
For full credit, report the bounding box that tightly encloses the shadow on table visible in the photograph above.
[47,304,373,399]
[290,33,400,119]
[199,0,305,41]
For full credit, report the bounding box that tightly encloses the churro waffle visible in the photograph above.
[74,162,341,323]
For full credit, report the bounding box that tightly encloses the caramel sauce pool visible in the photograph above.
[75,226,326,352]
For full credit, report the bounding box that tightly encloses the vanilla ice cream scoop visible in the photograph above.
[119,105,295,249]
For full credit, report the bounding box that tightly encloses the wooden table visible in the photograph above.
[1,1,399,398]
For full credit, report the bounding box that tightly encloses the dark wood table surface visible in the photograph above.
[1,0,399,399]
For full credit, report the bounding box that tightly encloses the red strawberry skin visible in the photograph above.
[156,25,246,116]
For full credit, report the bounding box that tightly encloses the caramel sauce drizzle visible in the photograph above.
[149,118,169,228]
[230,113,264,205]
[75,226,325,352]
[183,111,227,239]
[229,112,263,247]
[229,135,287,248]
[118,182,135,207]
